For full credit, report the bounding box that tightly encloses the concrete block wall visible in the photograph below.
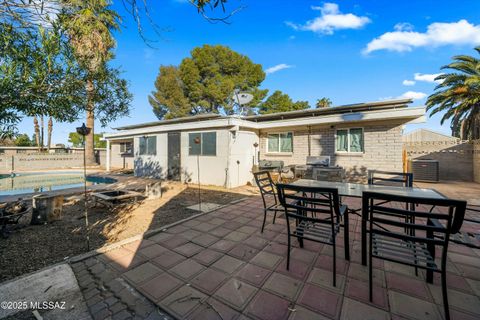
[405,140,474,181]
[259,121,404,182]
[474,140,480,183]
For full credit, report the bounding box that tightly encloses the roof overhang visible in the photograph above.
[104,106,426,140]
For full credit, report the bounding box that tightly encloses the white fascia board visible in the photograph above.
[104,107,425,140]
[103,118,250,140]
[254,107,425,129]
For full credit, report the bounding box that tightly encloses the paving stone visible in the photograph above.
[193,222,217,232]
[209,226,231,238]
[449,252,480,267]
[222,221,244,230]
[263,272,302,300]
[101,247,132,262]
[109,301,127,314]
[235,263,272,287]
[214,278,258,311]
[159,285,207,319]
[108,253,148,273]
[246,290,291,320]
[170,259,205,280]
[389,291,441,320]
[288,305,330,320]
[344,278,388,310]
[224,231,250,242]
[466,278,480,296]
[187,297,240,320]
[347,263,385,287]
[307,267,345,294]
[182,219,202,228]
[237,225,259,235]
[211,255,244,274]
[210,239,236,253]
[192,249,224,266]
[251,251,283,269]
[243,236,270,250]
[139,272,183,301]
[139,244,169,259]
[92,307,111,320]
[162,236,190,249]
[340,298,389,320]
[429,285,480,315]
[152,250,186,269]
[264,242,289,256]
[177,229,203,241]
[122,239,155,253]
[315,254,349,275]
[209,217,227,225]
[276,258,311,280]
[290,248,316,265]
[386,272,431,301]
[297,283,342,319]
[174,242,204,257]
[191,233,219,247]
[228,244,259,261]
[190,268,229,294]
[112,309,132,320]
[123,262,162,285]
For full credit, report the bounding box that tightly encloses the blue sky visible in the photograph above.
[17,0,480,144]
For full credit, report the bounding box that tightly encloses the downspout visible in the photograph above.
[225,118,232,188]
[308,125,312,156]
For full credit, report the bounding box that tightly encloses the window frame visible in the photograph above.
[266,132,294,154]
[119,141,133,155]
[188,131,217,156]
[138,136,157,156]
[335,127,364,154]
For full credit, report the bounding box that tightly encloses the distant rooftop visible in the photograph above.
[114,98,413,130]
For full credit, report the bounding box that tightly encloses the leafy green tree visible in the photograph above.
[14,134,35,147]
[69,132,107,148]
[258,90,310,114]
[316,97,332,108]
[427,47,480,140]
[149,45,268,119]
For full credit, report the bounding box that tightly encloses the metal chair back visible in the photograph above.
[368,170,413,187]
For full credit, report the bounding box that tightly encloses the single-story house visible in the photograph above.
[103,98,425,187]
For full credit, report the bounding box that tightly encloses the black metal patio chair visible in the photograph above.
[363,191,466,320]
[276,183,350,287]
[449,204,480,249]
[367,170,413,188]
[253,171,285,233]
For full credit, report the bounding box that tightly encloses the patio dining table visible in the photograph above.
[287,179,445,265]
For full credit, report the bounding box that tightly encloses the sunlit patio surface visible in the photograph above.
[71,196,480,320]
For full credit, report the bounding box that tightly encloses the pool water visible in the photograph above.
[0,172,116,196]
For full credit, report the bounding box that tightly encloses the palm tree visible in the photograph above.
[60,0,120,165]
[427,47,480,140]
[316,97,332,108]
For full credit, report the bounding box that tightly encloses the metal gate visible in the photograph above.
[167,132,181,181]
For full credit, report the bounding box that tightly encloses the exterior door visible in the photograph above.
[167,132,181,181]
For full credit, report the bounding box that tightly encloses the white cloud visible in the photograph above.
[265,64,294,75]
[286,3,370,35]
[364,19,480,54]
[398,91,427,100]
[414,73,443,83]
[402,80,416,86]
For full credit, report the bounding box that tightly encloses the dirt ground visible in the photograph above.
[0,182,256,283]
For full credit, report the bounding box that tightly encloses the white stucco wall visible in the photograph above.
[133,133,168,178]
[228,130,259,187]
[180,129,230,187]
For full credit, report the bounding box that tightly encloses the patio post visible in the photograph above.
[76,123,92,251]
[106,139,111,172]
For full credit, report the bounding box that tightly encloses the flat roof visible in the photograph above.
[113,99,413,131]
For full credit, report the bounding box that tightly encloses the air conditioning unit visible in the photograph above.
[410,159,439,182]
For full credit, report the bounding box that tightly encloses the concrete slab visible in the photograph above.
[0,264,91,320]
[187,202,221,212]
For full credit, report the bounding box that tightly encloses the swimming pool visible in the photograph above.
[0,172,116,196]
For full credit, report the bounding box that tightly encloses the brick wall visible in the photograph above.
[259,121,404,182]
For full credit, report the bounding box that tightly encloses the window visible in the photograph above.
[189,132,216,156]
[336,128,364,153]
[120,142,133,154]
[267,132,293,153]
[139,136,156,155]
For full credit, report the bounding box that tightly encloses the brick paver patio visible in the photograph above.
[72,196,480,319]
